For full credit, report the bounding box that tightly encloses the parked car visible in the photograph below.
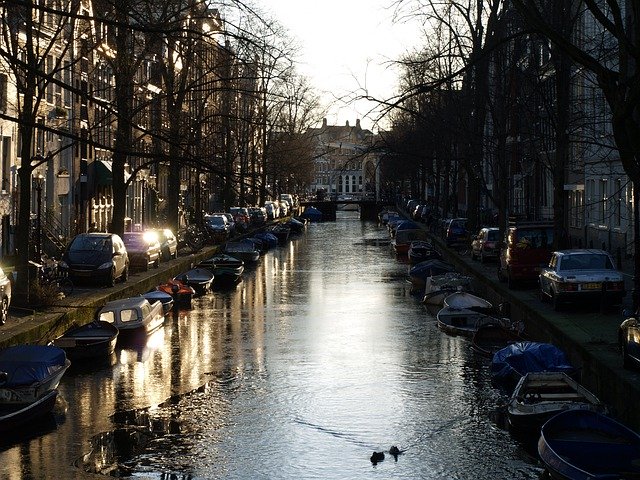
[445,218,468,246]
[60,233,129,287]
[0,266,11,325]
[204,214,230,242]
[248,207,267,226]
[221,213,236,236]
[150,228,178,261]
[264,201,280,220]
[123,231,161,271]
[278,200,289,217]
[620,312,640,369]
[229,207,250,232]
[498,221,554,288]
[539,249,625,311]
[471,227,500,263]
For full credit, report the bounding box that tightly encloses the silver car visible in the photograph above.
[539,249,625,311]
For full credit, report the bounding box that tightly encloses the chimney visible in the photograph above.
[322,118,327,127]
[345,120,350,127]
[356,119,361,129]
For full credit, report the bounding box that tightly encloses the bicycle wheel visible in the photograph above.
[57,278,74,297]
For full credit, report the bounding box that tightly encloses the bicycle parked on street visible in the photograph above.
[30,256,74,299]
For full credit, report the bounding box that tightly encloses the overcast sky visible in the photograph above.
[264,0,422,131]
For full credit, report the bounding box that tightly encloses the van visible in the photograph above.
[497,221,554,288]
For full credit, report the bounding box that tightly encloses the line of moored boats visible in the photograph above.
[0,216,310,437]
[380,208,640,480]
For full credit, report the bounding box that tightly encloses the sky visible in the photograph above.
[264,0,423,132]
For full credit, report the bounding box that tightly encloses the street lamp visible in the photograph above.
[34,173,44,260]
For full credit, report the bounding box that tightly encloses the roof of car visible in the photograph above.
[553,249,610,256]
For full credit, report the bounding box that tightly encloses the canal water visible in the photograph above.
[0,211,544,479]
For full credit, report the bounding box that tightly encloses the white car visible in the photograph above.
[539,249,625,311]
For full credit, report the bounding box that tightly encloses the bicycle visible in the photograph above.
[30,257,74,300]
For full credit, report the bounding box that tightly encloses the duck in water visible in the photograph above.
[389,445,404,460]
[370,451,385,465]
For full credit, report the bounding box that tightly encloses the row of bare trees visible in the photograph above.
[0,0,322,304]
[375,0,640,307]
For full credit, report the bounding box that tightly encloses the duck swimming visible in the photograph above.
[370,451,385,464]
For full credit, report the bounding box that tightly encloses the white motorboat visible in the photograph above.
[98,297,165,339]
[423,273,473,306]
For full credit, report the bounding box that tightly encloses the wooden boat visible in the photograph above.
[198,254,244,286]
[507,372,607,433]
[0,389,58,433]
[408,240,441,264]
[471,322,524,358]
[490,342,576,393]
[443,291,493,313]
[173,268,214,296]
[0,345,70,405]
[98,297,165,340]
[223,240,260,263]
[157,279,195,306]
[422,272,473,306]
[538,409,640,480]
[436,306,511,337]
[142,290,174,314]
[53,320,119,360]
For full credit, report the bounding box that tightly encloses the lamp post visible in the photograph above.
[34,173,44,260]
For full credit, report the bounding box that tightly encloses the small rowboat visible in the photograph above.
[157,279,195,307]
[508,372,607,434]
[538,409,640,479]
[53,320,119,360]
[173,268,214,296]
[471,322,524,358]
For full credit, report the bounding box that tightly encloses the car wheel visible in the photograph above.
[497,265,505,282]
[471,249,477,261]
[552,289,562,311]
[480,252,486,264]
[507,271,516,289]
[143,258,149,272]
[122,264,129,282]
[107,268,116,287]
[0,297,7,325]
[154,257,160,269]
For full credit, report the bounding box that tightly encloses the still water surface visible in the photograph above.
[0,211,543,479]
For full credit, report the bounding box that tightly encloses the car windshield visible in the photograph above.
[207,216,225,225]
[515,228,553,248]
[70,235,111,251]
[487,230,499,241]
[559,253,613,271]
[124,235,146,247]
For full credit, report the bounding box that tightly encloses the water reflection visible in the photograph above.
[0,212,546,479]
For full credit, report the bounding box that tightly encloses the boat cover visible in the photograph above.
[490,342,575,383]
[0,345,67,387]
[395,220,420,232]
[300,206,322,221]
[254,232,278,248]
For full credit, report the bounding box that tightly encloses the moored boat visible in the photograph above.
[198,254,244,286]
[422,272,473,306]
[471,322,524,358]
[0,389,58,433]
[0,345,70,405]
[443,291,493,313]
[157,279,195,306]
[393,227,428,256]
[408,240,441,264]
[490,342,576,393]
[538,409,640,480]
[53,320,119,360]
[173,267,215,296]
[436,306,511,337]
[508,372,607,434]
[409,259,456,291]
[142,290,174,314]
[98,297,165,341]
[223,240,261,263]
[300,206,322,222]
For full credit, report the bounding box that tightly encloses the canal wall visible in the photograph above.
[424,224,640,431]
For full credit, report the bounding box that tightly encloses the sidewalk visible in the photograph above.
[0,245,218,349]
